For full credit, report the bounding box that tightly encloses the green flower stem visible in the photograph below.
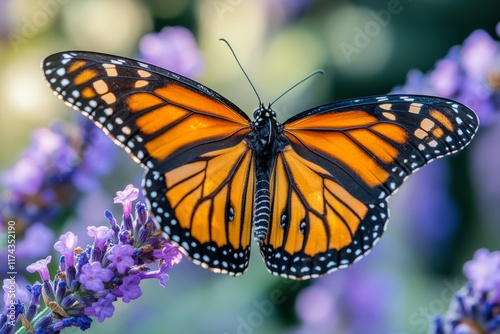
[15,306,52,334]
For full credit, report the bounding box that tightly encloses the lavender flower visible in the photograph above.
[0,184,183,333]
[433,249,500,333]
[138,26,203,78]
[0,118,116,272]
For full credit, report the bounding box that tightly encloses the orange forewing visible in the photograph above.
[284,111,408,188]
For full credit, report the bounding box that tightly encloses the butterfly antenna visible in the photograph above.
[269,69,324,108]
[219,38,262,106]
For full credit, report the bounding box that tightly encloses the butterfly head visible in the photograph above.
[252,104,278,126]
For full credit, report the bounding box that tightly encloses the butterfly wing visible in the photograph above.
[261,95,478,279]
[42,51,251,171]
[42,51,255,275]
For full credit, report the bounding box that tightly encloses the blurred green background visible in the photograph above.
[1,0,500,333]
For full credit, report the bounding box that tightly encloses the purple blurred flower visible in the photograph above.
[429,57,461,97]
[463,249,500,293]
[295,284,338,333]
[290,264,400,333]
[0,118,116,271]
[1,157,44,196]
[266,0,315,22]
[398,160,459,266]
[433,249,500,333]
[72,127,116,192]
[15,222,55,259]
[394,29,500,124]
[461,30,498,79]
[139,26,203,78]
[26,256,52,281]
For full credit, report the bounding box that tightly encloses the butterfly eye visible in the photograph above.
[253,107,262,120]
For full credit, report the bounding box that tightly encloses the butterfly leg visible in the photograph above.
[253,168,271,241]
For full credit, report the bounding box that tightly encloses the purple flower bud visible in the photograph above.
[123,214,134,232]
[105,210,120,244]
[66,265,77,289]
[137,226,150,245]
[34,314,53,329]
[55,281,67,303]
[25,282,42,321]
[118,230,132,245]
[136,202,148,225]
[26,283,42,303]
[42,280,55,301]
[59,255,66,272]
[61,294,78,309]
[0,313,7,329]
[75,316,92,330]
[90,247,104,263]
[76,248,90,269]
[105,210,118,228]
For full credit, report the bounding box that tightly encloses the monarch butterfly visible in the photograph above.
[42,49,478,280]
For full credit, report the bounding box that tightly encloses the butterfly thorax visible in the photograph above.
[247,105,288,242]
[249,106,287,158]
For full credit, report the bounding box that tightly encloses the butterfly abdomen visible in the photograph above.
[253,168,271,241]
